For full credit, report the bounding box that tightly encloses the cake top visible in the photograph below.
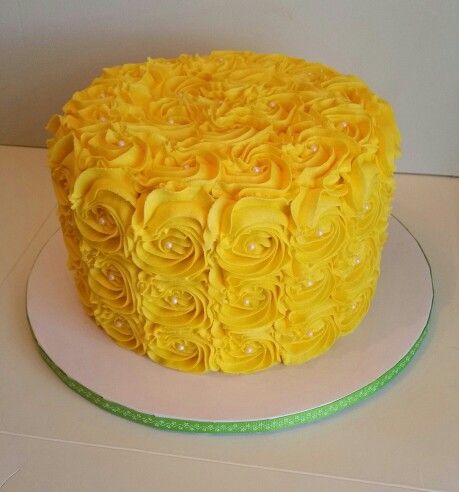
[47,50,399,200]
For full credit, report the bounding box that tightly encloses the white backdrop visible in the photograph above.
[1,0,458,176]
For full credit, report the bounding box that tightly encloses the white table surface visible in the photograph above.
[1,145,458,492]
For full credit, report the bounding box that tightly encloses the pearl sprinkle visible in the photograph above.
[309,144,318,153]
[165,241,173,250]
[177,343,186,352]
[98,216,107,226]
[243,297,251,306]
[115,319,124,328]
[170,296,179,305]
[245,345,254,354]
[117,139,126,147]
[251,166,262,174]
[247,242,256,252]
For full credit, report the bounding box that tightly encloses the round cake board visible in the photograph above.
[27,216,433,434]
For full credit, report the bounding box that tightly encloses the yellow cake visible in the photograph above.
[46,51,400,374]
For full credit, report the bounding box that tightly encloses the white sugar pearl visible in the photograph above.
[98,216,107,226]
[251,165,262,174]
[309,144,318,153]
[168,118,175,125]
[364,202,371,212]
[243,297,251,306]
[115,319,124,328]
[218,57,224,63]
[245,345,254,354]
[307,279,314,288]
[100,92,106,97]
[340,121,348,129]
[177,343,186,352]
[107,272,116,282]
[170,296,179,305]
[165,241,173,250]
[351,303,357,310]
[99,116,107,122]
[354,256,361,265]
[316,229,324,237]
[117,139,126,147]
[269,101,277,108]
[308,331,314,337]
[183,162,190,169]
[247,242,256,252]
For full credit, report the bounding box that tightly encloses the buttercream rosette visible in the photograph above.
[47,51,400,374]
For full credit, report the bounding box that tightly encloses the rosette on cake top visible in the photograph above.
[47,51,400,374]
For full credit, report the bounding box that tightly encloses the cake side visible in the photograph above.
[46,51,400,374]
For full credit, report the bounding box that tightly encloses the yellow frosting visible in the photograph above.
[47,51,400,374]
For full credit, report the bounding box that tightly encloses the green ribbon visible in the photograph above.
[30,216,434,433]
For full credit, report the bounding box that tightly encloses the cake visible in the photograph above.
[46,51,400,374]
